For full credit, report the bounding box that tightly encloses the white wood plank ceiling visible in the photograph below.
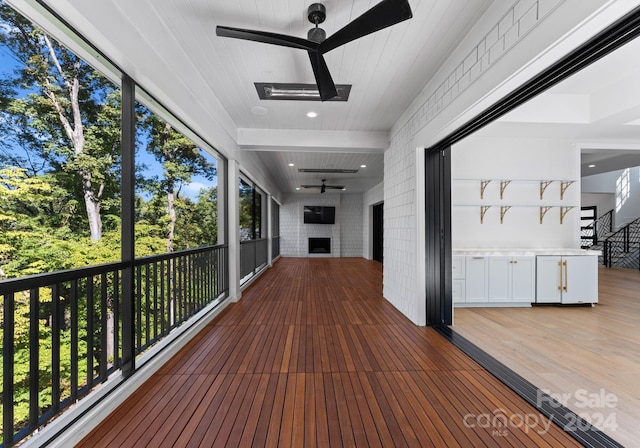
[31,0,495,193]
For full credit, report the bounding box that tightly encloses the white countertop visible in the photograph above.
[453,248,601,256]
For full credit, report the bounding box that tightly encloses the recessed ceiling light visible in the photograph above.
[360,164,367,168]
[288,163,295,167]
[588,164,596,168]
[251,106,268,115]
[296,187,300,190]
[306,111,318,118]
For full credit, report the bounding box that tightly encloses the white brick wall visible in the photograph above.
[280,193,363,258]
[383,0,564,325]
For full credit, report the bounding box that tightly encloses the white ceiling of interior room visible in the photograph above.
[484,36,640,178]
[29,0,640,194]
[37,0,494,194]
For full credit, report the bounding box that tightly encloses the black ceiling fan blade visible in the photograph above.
[216,26,318,51]
[324,185,345,189]
[320,0,413,54]
[301,185,323,188]
[307,51,338,101]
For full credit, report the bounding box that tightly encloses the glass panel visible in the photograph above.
[134,105,218,255]
[0,1,122,277]
[239,178,253,241]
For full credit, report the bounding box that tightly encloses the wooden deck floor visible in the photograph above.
[78,258,580,447]
[453,266,639,447]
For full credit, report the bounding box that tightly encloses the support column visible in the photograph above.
[267,194,273,266]
[120,74,136,377]
[227,159,241,302]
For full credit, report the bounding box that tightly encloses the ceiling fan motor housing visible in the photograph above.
[307,3,326,24]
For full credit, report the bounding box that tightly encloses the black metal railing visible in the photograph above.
[581,209,614,249]
[272,236,280,261]
[603,218,640,269]
[1,244,227,447]
[240,238,268,283]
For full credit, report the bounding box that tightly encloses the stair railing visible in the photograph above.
[602,216,640,269]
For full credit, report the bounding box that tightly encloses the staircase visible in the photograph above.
[596,214,640,270]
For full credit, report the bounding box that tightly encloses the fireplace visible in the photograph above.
[308,237,331,254]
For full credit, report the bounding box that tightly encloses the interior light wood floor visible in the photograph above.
[453,266,640,448]
[79,258,580,447]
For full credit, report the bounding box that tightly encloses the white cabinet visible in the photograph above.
[536,256,598,304]
[452,256,466,303]
[488,256,535,303]
[465,257,488,303]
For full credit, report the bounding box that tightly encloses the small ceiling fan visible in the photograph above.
[216,0,413,101]
[301,179,345,193]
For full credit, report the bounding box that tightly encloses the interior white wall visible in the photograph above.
[581,193,616,220]
[581,170,621,193]
[451,136,581,249]
[280,193,364,258]
[363,182,384,260]
[582,167,640,227]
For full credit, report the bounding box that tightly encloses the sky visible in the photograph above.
[1,36,217,201]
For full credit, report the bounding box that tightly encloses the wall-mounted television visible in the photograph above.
[304,206,336,224]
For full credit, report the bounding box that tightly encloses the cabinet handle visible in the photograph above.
[558,261,563,291]
[563,260,568,292]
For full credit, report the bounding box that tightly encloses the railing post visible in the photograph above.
[3,293,15,447]
[603,240,609,267]
[625,226,630,252]
[121,74,136,378]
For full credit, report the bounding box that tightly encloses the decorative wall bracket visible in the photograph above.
[560,181,575,200]
[500,206,511,224]
[539,206,552,224]
[499,180,511,199]
[480,180,491,199]
[560,206,574,224]
[480,205,491,224]
[539,180,553,200]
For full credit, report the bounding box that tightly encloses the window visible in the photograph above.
[135,103,218,255]
[0,1,122,276]
[239,177,264,241]
[616,168,630,212]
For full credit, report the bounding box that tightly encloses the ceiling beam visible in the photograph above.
[237,128,388,153]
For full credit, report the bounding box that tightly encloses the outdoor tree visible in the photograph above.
[0,2,121,240]
[143,115,216,252]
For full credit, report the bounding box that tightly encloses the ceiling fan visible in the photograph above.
[301,179,345,193]
[216,0,413,101]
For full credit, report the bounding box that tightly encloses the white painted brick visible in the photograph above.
[514,0,537,20]
[538,0,562,18]
[498,9,514,37]
[489,38,506,64]
[504,23,520,50]
[485,25,499,49]
[469,61,482,83]
[463,48,478,73]
[518,3,538,36]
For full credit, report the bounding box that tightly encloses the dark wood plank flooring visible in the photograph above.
[78,258,580,447]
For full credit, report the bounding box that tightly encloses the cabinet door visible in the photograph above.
[562,256,598,304]
[452,279,466,303]
[452,256,465,279]
[536,256,562,303]
[465,257,488,302]
[511,256,535,303]
[488,257,511,302]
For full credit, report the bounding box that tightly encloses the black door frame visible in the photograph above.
[424,5,640,327]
